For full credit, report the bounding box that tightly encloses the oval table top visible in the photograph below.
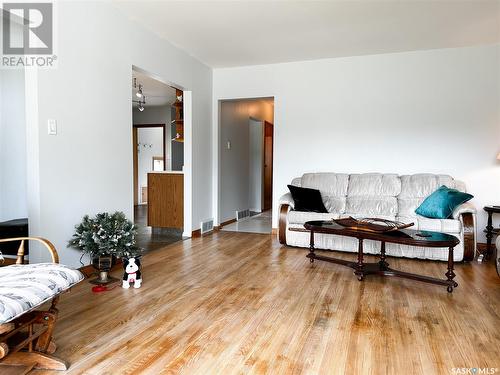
[303,220,460,248]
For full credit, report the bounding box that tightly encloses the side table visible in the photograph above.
[483,206,500,259]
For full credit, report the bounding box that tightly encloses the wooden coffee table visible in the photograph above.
[302,220,460,293]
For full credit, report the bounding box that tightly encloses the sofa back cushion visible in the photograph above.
[345,196,398,219]
[398,174,456,217]
[301,173,349,214]
[345,174,400,219]
[294,173,465,219]
[290,177,302,187]
[347,174,401,197]
[399,174,455,198]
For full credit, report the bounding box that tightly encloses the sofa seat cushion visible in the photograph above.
[0,263,84,324]
[287,210,337,224]
[397,216,462,234]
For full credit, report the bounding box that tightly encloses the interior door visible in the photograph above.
[264,121,273,211]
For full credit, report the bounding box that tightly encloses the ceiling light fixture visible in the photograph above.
[136,84,143,99]
[132,78,146,111]
[133,95,146,112]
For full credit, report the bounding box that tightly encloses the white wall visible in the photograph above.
[27,2,212,267]
[0,68,28,222]
[219,101,250,222]
[213,44,500,241]
[249,119,263,212]
[133,105,171,126]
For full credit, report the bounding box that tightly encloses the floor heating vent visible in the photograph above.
[236,209,250,221]
[200,219,214,235]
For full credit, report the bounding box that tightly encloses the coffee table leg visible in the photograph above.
[486,212,493,259]
[445,246,458,293]
[309,230,315,263]
[355,238,364,281]
[379,241,389,270]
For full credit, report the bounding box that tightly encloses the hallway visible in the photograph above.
[221,210,272,234]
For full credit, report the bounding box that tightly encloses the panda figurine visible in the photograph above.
[122,257,142,289]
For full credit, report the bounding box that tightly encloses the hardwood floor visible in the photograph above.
[37,232,499,374]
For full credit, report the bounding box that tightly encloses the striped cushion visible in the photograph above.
[0,263,84,324]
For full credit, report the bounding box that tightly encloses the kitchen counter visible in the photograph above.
[147,172,183,229]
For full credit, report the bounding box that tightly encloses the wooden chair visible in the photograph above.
[0,237,83,374]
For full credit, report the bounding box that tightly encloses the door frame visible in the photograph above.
[214,96,275,228]
[131,66,193,237]
[132,123,166,206]
[263,121,273,211]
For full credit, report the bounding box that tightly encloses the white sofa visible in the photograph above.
[278,173,476,261]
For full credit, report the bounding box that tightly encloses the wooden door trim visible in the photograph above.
[133,124,167,170]
[133,127,138,206]
[263,121,273,211]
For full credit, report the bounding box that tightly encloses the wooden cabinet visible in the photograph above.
[147,172,183,229]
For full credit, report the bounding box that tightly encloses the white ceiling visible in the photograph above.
[132,69,177,107]
[115,1,500,68]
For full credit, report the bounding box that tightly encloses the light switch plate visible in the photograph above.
[227,141,231,150]
[47,119,57,135]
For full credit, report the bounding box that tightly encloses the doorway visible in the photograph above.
[217,98,274,234]
[133,124,166,206]
[131,68,185,251]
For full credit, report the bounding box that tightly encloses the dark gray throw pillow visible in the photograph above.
[287,185,328,213]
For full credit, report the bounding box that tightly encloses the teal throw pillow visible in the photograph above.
[415,185,473,219]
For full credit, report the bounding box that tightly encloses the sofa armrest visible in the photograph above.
[278,193,294,245]
[451,202,476,219]
[452,202,476,261]
[278,192,295,210]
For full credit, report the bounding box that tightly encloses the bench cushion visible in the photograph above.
[0,263,84,324]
